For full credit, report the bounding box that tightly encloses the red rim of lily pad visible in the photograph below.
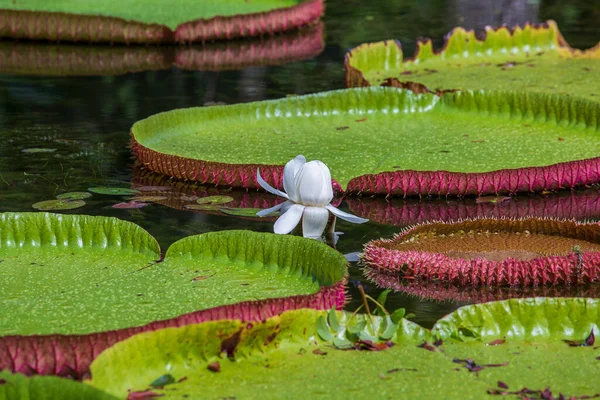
[0,22,323,76]
[346,189,600,226]
[362,217,600,287]
[0,213,347,378]
[0,0,324,44]
[364,268,600,304]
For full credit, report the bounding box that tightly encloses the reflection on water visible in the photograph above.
[1,0,599,326]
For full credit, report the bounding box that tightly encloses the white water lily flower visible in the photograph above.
[256,155,368,239]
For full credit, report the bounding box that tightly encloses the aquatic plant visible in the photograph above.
[131,87,600,197]
[81,299,600,398]
[345,20,600,102]
[363,217,600,287]
[0,212,347,377]
[257,155,368,238]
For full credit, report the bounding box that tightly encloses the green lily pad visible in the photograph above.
[196,195,234,205]
[32,199,85,210]
[0,0,323,43]
[221,207,280,217]
[131,87,600,196]
[0,371,116,400]
[56,191,92,200]
[345,21,600,103]
[21,148,57,154]
[88,187,140,196]
[88,298,600,399]
[0,212,346,377]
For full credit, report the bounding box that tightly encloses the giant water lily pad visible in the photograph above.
[0,0,324,43]
[363,217,600,287]
[0,23,323,76]
[347,189,600,226]
[87,299,600,399]
[132,87,600,197]
[0,212,346,377]
[345,21,600,102]
[0,371,116,400]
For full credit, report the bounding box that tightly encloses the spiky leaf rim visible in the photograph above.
[344,20,599,89]
[364,267,600,303]
[0,23,323,76]
[362,217,600,287]
[0,0,324,44]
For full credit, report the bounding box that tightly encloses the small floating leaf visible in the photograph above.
[221,207,279,217]
[315,316,333,341]
[32,199,85,211]
[88,187,140,196]
[128,196,168,202]
[327,307,342,333]
[184,204,221,211]
[56,192,92,200]
[197,196,234,205]
[21,148,56,153]
[112,201,149,209]
[149,374,175,388]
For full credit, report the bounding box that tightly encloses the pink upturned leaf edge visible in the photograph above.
[362,217,600,287]
[0,0,324,44]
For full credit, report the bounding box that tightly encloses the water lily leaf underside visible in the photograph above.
[0,0,323,43]
[132,87,600,197]
[0,23,324,76]
[345,21,600,102]
[87,298,600,399]
[0,212,346,377]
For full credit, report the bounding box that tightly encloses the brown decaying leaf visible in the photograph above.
[207,362,221,373]
[488,386,600,399]
[488,339,506,346]
[497,381,508,389]
[127,391,164,400]
[453,358,508,373]
[419,341,441,352]
[563,330,595,347]
[336,126,349,130]
[312,348,327,356]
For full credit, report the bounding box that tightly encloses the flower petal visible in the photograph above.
[283,155,306,203]
[256,168,288,199]
[325,204,369,224]
[302,206,330,239]
[273,204,305,234]
[256,201,287,217]
[295,160,333,207]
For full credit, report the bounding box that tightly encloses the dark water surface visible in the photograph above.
[1,0,599,327]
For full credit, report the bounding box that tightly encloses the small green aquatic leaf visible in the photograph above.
[196,195,234,205]
[380,316,397,340]
[184,204,221,211]
[56,192,92,200]
[327,307,342,333]
[149,374,176,388]
[346,320,367,334]
[32,199,85,211]
[221,207,279,217]
[374,289,391,316]
[390,308,406,324]
[128,196,168,202]
[357,331,377,343]
[21,148,56,153]
[88,187,140,196]
[315,315,333,341]
[333,337,354,349]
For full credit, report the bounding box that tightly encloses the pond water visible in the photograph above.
[1,0,599,328]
